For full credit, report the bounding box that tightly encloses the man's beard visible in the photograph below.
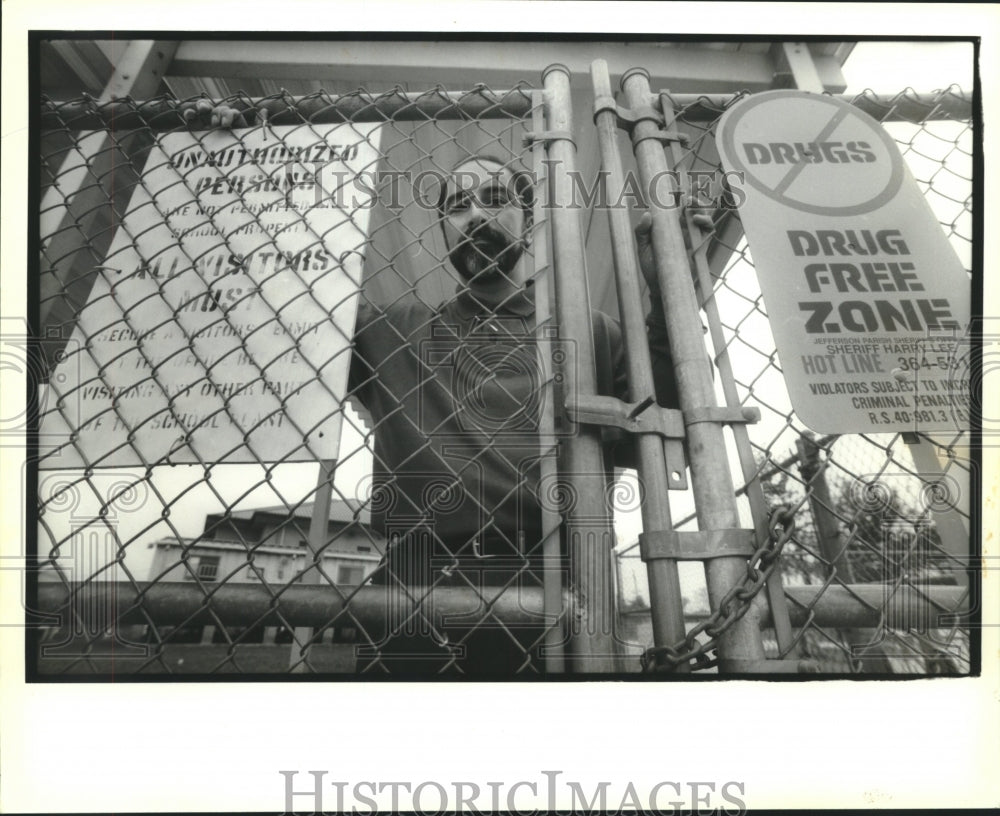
[450,225,524,281]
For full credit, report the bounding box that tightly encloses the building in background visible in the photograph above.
[146,500,384,643]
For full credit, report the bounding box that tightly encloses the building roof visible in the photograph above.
[156,498,384,557]
[152,535,383,560]
[207,498,372,527]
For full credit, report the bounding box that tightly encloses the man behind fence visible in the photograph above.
[192,103,681,675]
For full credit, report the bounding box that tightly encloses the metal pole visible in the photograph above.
[590,60,687,669]
[288,459,336,671]
[43,88,535,131]
[541,64,618,672]
[779,584,968,630]
[620,68,766,671]
[42,91,973,132]
[796,436,895,672]
[797,435,855,581]
[530,91,567,673]
[662,92,797,657]
[35,582,967,647]
[40,582,552,632]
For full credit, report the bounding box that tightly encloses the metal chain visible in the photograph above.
[639,508,796,673]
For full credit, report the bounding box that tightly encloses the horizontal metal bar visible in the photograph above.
[168,40,805,92]
[657,91,973,123]
[624,583,967,631]
[40,88,535,131]
[34,581,969,633]
[566,394,686,439]
[683,406,760,427]
[719,658,821,673]
[39,89,971,132]
[778,584,968,629]
[36,581,552,633]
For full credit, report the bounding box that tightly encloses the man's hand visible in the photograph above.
[634,211,658,291]
[182,99,248,129]
[634,197,714,291]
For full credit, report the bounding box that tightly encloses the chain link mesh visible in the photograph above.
[35,85,563,676]
[32,80,975,676]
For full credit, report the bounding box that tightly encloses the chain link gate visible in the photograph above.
[32,56,975,676]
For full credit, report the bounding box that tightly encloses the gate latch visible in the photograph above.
[684,406,761,427]
[565,394,688,489]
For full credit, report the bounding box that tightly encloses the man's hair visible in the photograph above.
[435,152,535,218]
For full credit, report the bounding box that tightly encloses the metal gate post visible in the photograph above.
[590,61,687,669]
[530,91,567,673]
[620,68,767,670]
[656,91,798,658]
[289,459,336,671]
[797,435,854,580]
[796,435,894,672]
[541,64,618,671]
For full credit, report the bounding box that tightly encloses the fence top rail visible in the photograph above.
[659,87,972,123]
[40,86,971,131]
[40,85,537,131]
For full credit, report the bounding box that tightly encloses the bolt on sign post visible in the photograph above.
[39,122,382,469]
[716,90,972,436]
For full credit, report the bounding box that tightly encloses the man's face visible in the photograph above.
[441,159,528,282]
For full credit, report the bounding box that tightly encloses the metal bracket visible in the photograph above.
[593,93,684,137]
[639,529,756,561]
[567,394,683,437]
[565,394,688,489]
[683,406,761,427]
[522,129,575,148]
[594,93,689,149]
[632,130,689,149]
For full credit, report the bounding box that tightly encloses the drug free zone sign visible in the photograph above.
[717,90,972,434]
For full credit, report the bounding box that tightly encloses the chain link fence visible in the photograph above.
[36,84,566,675]
[31,75,975,675]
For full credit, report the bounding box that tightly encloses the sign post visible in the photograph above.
[40,123,382,468]
[717,91,971,435]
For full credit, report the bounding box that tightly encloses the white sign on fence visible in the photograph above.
[717,90,972,434]
[40,122,382,468]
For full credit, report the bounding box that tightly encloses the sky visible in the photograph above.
[841,40,973,95]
